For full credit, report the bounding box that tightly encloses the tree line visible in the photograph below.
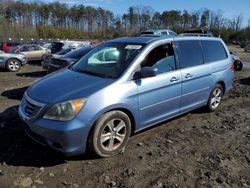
[0,1,249,42]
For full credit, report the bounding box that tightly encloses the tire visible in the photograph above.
[234,60,243,71]
[88,111,131,157]
[206,84,224,112]
[6,59,21,72]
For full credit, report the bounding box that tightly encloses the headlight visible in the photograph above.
[43,98,86,121]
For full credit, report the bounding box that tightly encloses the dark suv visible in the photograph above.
[48,46,93,73]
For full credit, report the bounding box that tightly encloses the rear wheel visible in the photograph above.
[206,84,224,112]
[88,111,131,157]
[6,59,21,72]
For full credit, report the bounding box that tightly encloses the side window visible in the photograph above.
[169,32,176,37]
[177,40,203,68]
[28,46,36,51]
[201,40,228,63]
[141,43,176,75]
[35,46,42,50]
[20,46,28,52]
[161,31,168,35]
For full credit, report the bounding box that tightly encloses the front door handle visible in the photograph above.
[170,77,179,82]
[185,73,193,79]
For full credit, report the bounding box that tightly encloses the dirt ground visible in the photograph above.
[0,46,250,188]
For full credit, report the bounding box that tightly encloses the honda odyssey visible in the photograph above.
[19,36,234,157]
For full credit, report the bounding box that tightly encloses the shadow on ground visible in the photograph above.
[239,77,250,85]
[1,86,28,100]
[16,70,46,78]
[0,106,96,168]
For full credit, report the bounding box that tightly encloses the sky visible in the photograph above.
[13,0,250,26]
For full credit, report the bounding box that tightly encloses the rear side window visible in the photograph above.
[176,40,203,68]
[201,40,228,63]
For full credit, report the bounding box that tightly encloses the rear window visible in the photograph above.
[176,40,203,68]
[201,40,228,63]
[65,47,93,59]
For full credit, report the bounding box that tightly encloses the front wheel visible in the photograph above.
[206,84,224,112]
[6,59,21,72]
[88,111,131,157]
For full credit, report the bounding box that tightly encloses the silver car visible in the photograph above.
[0,51,27,72]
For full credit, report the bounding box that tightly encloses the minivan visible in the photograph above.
[19,36,234,157]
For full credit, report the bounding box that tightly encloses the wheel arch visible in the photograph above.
[216,80,225,94]
[5,58,22,68]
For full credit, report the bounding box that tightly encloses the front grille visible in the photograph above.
[24,100,42,117]
[21,94,44,119]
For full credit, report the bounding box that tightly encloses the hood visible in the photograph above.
[27,69,114,104]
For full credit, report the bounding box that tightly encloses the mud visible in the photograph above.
[0,59,249,188]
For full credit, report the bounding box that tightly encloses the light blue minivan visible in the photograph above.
[19,36,234,157]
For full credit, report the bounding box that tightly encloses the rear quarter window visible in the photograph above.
[176,40,203,68]
[201,40,228,63]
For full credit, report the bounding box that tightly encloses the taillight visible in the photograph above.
[230,63,234,72]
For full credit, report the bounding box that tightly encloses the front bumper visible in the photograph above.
[18,97,91,156]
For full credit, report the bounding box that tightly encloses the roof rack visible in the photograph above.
[178,33,213,37]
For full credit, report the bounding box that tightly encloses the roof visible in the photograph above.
[107,36,171,44]
[106,35,222,46]
[145,29,172,33]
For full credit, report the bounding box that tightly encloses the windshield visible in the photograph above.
[71,42,145,79]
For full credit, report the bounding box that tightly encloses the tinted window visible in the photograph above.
[141,31,154,35]
[35,45,42,50]
[201,40,228,63]
[65,47,93,59]
[177,40,203,68]
[161,31,168,35]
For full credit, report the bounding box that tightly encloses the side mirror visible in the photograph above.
[140,67,157,78]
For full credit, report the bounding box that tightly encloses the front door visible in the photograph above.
[136,43,182,129]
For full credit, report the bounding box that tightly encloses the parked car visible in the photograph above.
[244,41,250,52]
[179,29,213,37]
[0,51,27,72]
[48,46,93,73]
[140,29,177,37]
[19,36,234,157]
[0,41,21,52]
[230,52,243,71]
[9,44,50,61]
[42,48,74,71]
[42,43,52,49]
[51,41,90,54]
